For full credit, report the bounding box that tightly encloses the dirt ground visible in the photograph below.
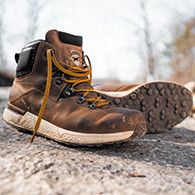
[0,88,195,195]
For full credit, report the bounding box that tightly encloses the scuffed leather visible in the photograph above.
[8,40,145,134]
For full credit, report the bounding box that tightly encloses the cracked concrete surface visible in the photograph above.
[0,88,195,195]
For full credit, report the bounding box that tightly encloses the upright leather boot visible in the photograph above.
[95,82,193,133]
[3,30,147,145]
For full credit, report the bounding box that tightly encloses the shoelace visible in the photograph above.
[31,49,109,142]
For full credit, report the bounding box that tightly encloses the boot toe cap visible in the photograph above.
[96,108,147,137]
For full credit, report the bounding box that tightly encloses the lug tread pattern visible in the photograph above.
[101,82,193,133]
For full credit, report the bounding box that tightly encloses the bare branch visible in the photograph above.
[0,0,6,70]
[25,0,43,42]
[139,0,156,81]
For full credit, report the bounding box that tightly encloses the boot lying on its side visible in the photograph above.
[95,82,193,133]
[185,82,195,117]
[3,30,147,146]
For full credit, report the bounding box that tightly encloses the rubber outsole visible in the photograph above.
[99,82,193,133]
[2,108,145,146]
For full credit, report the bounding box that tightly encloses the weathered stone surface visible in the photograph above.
[0,92,195,195]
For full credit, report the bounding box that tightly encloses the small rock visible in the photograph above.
[174,135,183,139]
[127,172,146,178]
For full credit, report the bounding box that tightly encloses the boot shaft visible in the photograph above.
[46,30,83,67]
[11,30,88,102]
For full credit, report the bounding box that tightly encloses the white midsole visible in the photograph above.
[3,108,134,145]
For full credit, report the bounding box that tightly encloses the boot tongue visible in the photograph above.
[45,30,83,67]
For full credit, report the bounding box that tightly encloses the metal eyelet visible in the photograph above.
[55,79,62,85]
[51,50,55,55]
[77,96,85,104]
[65,87,74,96]
[44,48,55,58]
[89,103,96,110]
[104,104,110,109]
[65,90,71,96]
[69,87,74,93]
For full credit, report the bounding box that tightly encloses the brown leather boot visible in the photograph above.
[185,82,195,117]
[3,30,147,145]
[95,82,193,133]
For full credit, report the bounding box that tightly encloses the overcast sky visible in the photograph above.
[2,0,195,81]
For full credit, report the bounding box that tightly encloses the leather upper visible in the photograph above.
[8,32,146,134]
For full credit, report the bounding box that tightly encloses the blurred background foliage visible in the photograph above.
[0,0,194,84]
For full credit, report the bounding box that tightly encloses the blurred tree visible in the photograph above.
[168,18,195,83]
[0,0,6,71]
[139,0,157,81]
[104,0,158,82]
[25,0,43,42]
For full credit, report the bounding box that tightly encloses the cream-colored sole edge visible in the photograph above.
[3,108,134,145]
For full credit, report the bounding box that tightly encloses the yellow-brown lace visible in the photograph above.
[31,49,109,142]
